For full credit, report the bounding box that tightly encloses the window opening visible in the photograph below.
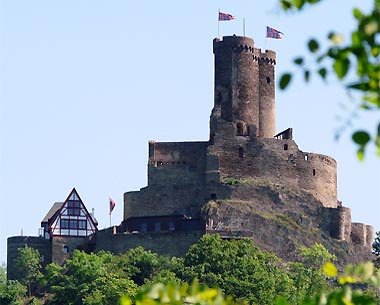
[169,222,175,231]
[305,155,308,161]
[239,147,244,158]
[313,169,316,176]
[141,223,147,232]
[155,223,161,232]
[266,77,271,84]
[284,144,288,150]
[211,193,216,200]
[63,246,69,254]
[237,123,244,136]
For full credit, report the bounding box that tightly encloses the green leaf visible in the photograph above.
[352,131,370,145]
[279,73,292,89]
[353,8,363,20]
[307,39,319,53]
[333,58,350,79]
[317,68,327,79]
[304,70,310,82]
[294,57,304,65]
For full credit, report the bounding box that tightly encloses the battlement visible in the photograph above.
[213,36,255,54]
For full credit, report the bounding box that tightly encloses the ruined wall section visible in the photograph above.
[351,223,374,248]
[124,141,208,220]
[147,141,208,186]
[208,123,338,208]
[320,207,352,241]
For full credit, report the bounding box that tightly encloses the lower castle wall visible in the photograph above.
[7,236,51,280]
[320,207,351,241]
[51,236,89,266]
[95,227,204,257]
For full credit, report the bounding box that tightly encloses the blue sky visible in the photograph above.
[0,0,378,263]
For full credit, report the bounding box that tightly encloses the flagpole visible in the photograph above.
[243,18,245,37]
[265,27,267,51]
[218,9,220,38]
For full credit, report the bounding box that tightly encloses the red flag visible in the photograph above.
[219,12,235,21]
[109,197,116,215]
[266,26,284,39]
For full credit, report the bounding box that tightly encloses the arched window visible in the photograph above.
[237,122,244,136]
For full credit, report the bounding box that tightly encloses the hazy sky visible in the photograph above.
[0,0,378,263]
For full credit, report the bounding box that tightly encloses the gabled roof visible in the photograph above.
[41,202,63,225]
[47,188,98,237]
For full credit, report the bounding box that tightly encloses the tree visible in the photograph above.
[13,246,42,297]
[44,250,138,305]
[278,0,379,159]
[172,234,297,305]
[372,231,380,256]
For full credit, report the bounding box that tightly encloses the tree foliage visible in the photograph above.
[372,231,380,256]
[278,0,380,159]
[13,245,42,297]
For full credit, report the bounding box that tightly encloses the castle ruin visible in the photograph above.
[7,36,374,276]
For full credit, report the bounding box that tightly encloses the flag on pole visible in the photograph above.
[266,26,284,39]
[219,11,235,21]
[109,197,116,215]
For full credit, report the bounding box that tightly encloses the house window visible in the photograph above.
[63,246,69,254]
[141,223,147,232]
[78,220,87,229]
[155,223,161,232]
[61,219,69,229]
[69,220,78,229]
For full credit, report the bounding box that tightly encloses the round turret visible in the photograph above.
[211,36,276,139]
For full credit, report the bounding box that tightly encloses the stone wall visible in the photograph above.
[351,222,374,248]
[7,236,51,280]
[51,236,90,266]
[95,227,204,257]
[211,36,276,140]
[124,185,207,219]
[208,126,338,208]
[320,207,352,241]
[148,141,208,186]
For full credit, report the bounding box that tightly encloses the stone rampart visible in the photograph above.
[95,227,204,257]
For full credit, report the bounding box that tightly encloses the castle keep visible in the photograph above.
[7,36,374,274]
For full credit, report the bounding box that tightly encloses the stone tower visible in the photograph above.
[210,35,276,141]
